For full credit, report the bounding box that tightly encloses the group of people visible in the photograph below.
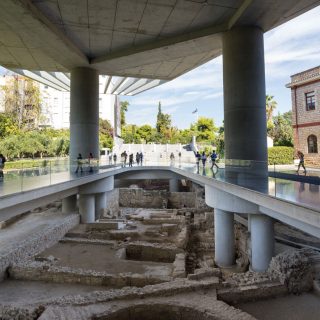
[109,151,144,167]
[195,150,219,170]
[75,152,94,174]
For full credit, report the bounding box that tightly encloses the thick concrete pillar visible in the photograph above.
[62,195,77,213]
[169,179,179,192]
[214,209,235,267]
[70,67,99,164]
[223,26,268,192]
[250,214,274,272]
[95,192,107,220]
[79,194,95,223]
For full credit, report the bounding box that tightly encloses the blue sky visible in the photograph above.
[125,6,320,129]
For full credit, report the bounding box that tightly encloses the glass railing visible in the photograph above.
[0,157,319,212]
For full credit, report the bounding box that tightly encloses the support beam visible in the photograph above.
[214,209,235,268]
[250,214,274,272]
[79,194,95,223]
[95,192,107,221]
[62,195,77,213]
[169,179,180,192]
[70,67,99,163]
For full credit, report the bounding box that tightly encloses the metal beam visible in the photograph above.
[130,79,166,96]
[12,69,68,91]
[110,77,126,94]
[116,78,137,95]
[103,76,112,94]
[121,79,151,95]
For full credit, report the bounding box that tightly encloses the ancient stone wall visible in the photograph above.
[104,188,120,217]
[119,188,197,209]
[0,213,79,281]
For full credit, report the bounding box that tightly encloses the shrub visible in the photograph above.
[268,146,294,165]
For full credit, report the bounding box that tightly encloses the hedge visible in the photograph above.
[268,146,294,165]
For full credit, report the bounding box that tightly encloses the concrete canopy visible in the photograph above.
[0,0,319,79]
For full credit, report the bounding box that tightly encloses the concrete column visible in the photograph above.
[250,214,274,272]
[79,194,95,223]
[169,179,179,192]
[214,209,235,267]
[62,195,77,213]
[95,192,107,220]
[223,26,268,192]
[70,67,99,164]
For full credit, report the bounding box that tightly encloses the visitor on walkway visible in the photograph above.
[296,151,307,174]
[75,153,83,173]
[195,151,201,172]
[201,151,207,167]
[136,152,140,166]
[210,150,219,170]
[0,154,6,180]
[170,152,175,166]
[139,152,143,166]
[113,153,117,164]
[108,153,112,164]
[88,152,94,173]
[124,151,128,167]
[129,153,133,167]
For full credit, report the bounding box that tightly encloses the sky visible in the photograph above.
[124,5,320,129]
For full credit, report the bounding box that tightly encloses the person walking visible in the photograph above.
[139,152,144,166]
[88,152,94,173]
[296,151,307,174]
[129,153,134,167]
[201,151,207,167]
[124,151,128,167]
[108,153,112,164]
[195,151,201,172]
[0,154,6,180]
[210,150,219,170]
[75,153,83,173]
[170,152,175,166]
[136,152,140,166]
[113,153,117,164]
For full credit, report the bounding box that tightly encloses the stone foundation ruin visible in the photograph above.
[0,180,319,319]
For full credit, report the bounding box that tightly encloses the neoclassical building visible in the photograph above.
[287,66,320,166]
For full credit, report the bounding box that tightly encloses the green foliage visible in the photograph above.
[156,101,172,141]
[266,94,277,133]
[120,100,129,128]
[0,113,17,137]
[268,146,294,165]
[269,111,293,147]
[191,116,218,143]
[99,118,113,149]
[1,75,42,130]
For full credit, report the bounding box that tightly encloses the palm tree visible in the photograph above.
[266,95,277,123]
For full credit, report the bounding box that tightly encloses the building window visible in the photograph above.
[305,92,315,111]
[307,135,318,153]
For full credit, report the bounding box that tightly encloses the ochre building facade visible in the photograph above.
[287,66,320,166]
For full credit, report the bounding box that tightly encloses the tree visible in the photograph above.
[155,102,172,142]
[1,75,42,130]
[99,118,114,149]
[269,111,293,147]
[191,116,218,143]
[0,113,18,137]
[120,100,129,128]
[136,125,155,143]
[266,95,277,132]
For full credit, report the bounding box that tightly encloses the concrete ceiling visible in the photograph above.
[0,0,319,80]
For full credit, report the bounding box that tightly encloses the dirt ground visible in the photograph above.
[0,280,107,305]
[38,242,173,276]
[236,292,320,320]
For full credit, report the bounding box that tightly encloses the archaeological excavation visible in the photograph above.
[0,179,319,320]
